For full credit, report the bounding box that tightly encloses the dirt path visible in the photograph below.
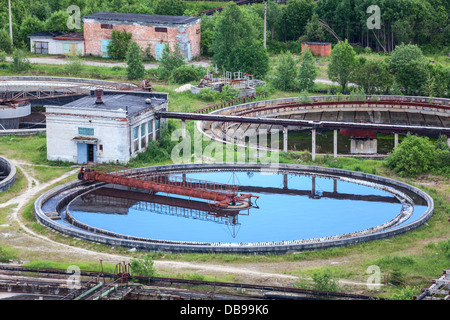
[1,160,374,289]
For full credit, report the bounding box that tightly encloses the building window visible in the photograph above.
[133,126,139,140]
[155,27,167,33]
[148,120,153,133]
[34,41,48,54]
[78,127,94,136]
[101,24,113,29]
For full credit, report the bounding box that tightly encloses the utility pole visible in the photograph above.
[8,0,13,48]
[263,0,267,48]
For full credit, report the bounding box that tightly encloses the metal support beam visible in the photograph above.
[312,128,316,161]
[283,126,288,152]
[181,119,186,138]
[333,129,338,158]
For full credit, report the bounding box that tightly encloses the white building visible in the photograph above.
[28,31,85,56]
[45,90,168,164]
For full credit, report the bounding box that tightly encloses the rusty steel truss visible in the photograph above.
[78,164,258,209]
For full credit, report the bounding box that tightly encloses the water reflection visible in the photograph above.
[68,172,411,243]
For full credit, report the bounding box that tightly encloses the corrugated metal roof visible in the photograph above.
[82,12,199,25]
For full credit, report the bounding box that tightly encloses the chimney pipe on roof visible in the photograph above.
[95,89,103,104]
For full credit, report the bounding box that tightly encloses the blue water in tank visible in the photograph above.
[67,171,427,244]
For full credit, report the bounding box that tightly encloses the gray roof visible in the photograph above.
[62,91,167,117]
[28,31,63,38]
[82,12,199,25]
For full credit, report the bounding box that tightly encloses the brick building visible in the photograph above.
[301,42,332,57]
[82,12,201,61]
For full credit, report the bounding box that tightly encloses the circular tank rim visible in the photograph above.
[34,163,434,254]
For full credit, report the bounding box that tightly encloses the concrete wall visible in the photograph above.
[29,37,84,55]
[34,163,434,254]
[0,156,16,192]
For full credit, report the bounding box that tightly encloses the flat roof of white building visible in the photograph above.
[60,91,167,117]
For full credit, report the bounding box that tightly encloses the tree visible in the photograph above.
[154,0,186,16]
[45,10,72,33]
[298,49,317,92]
[351,57,394,94]
[300,13,326,43]
[19,16,45,50]
[279,0,315,42]
[273,51,298,91]
[107,29,133,60]
[0,29,12,54]
[327,39,356,92]
[157,43,185,80]
[126,40,145,80]
[388,43,428,95]
[211,3,269,77]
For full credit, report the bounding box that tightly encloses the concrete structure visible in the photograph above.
[45,90,168,164]
[82,12,201,61]
[0,156,16,192]
[301,42,332,57]
[35,163,434,254]
[192,95,450,158]
[28,32,84,56]
[0,101,31,129]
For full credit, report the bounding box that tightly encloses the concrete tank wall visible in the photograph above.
[0,156,16,192]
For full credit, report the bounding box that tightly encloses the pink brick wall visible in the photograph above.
[83,20,201,60]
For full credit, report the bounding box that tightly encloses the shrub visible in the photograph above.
[170,65,205,84]
[157,44,185,80]
[130,255,156,277]
[9,49,31,72]
[385,134,438,177]
[0,50,7,62]
[64,56,84,75]
[311,268,341,293]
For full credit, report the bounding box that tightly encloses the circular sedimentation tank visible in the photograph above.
[35,163,434,254]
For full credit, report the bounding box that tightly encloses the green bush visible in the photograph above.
[197,87,220,102]
[9,49,31,72]
[170,65,205,84]
[130,255,156,277]
[385,134,440,177]
[64,56,84,75]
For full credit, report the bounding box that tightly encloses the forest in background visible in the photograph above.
[0,0,448,54]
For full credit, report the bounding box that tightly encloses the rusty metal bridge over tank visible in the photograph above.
[77,164,258,210]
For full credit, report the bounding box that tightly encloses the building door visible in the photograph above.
[77,143,87,164]
[101,40,112,57]
[155,42,166,60]
[63,43,77,56]
[87,144,95,162]
[34,41,48,54]
[77,143,96,164]
[186,43,191,61]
